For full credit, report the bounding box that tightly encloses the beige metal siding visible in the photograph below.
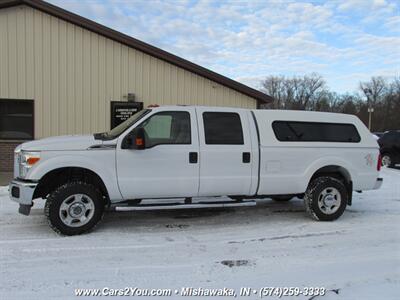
[0,5,257,139]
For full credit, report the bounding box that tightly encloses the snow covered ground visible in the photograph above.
[0,168,399,300]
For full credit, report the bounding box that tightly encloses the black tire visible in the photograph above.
[45,182,104,235]
[272,195,293,202]
[304,177,348,221]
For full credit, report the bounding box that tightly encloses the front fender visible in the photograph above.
[27,153,122,201]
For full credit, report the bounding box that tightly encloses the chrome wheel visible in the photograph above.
[59,194,95,227]
[317,187,341,215]
[381,155,392,167]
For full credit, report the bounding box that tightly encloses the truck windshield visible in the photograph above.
[94,109,151,140]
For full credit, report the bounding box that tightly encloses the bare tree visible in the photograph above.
[261,73,327,110]
[359,76,387,105]
[260,75,287,109]
[259,74,399,131]
[358,77,398,131]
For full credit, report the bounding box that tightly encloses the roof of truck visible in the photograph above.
[150,105,361,123]
[151,106,376,146]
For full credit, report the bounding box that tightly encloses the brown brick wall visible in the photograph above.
[0,141,23,172]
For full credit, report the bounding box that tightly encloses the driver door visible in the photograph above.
[116,107,199,199]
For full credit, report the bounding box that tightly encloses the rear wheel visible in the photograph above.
[45,182,104,235]
[381,153,393,167]
[304,177,348,221]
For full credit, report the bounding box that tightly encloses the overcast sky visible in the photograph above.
[50,0,400,93]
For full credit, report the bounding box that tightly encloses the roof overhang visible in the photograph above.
[0,0,273,104]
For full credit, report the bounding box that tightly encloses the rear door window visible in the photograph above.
[203,112,244,145]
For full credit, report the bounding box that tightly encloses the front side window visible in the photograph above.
[203,112,244,145]
[272,121,361,143]
[139,111,191,147]
[0,99,34,140]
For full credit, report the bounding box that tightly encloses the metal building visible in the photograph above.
[0,0,272,171]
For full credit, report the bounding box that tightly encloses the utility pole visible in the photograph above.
[364,88,373,131]
[367,107,374,130]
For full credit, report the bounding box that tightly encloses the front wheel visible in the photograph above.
[45,182,104,235]
[304,177,348,221]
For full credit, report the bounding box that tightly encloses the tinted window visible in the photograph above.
[203,112,244,145]
[384,131,399,140]
[0,99,34,140]
[272,121,361,143]
[139,111,191,147]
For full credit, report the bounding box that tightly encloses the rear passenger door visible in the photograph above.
[196,107,253,196]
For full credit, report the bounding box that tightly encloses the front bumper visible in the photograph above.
[9,179,38,215]
[373,177,383,189]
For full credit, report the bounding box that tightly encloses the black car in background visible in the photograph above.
[378,130,400,167]
[373,132,385,139]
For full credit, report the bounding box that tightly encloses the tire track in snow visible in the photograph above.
[228,230,346,244]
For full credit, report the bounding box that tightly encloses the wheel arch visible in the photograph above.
[379,147,392,156]
[310,165,352,183]
[308,165,353,205]
[33,167,110,205]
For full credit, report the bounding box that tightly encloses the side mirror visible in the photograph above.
[123,127,146,150]
[134,127,146,150]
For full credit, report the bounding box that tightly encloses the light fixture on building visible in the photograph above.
[127,93,135,102]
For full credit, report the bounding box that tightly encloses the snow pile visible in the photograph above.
[0,168,399,299]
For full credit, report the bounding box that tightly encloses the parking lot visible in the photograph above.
[0,168,399,299]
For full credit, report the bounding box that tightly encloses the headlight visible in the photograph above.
[19,151,41,179]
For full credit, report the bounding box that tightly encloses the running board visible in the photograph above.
[115,200,256,211]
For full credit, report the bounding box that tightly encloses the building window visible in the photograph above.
[0,99,34,140]
[272,121,361,143]
[203,112,244,145]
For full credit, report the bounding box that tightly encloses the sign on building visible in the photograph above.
[110,101,143,129]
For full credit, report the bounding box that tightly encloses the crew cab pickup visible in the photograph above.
[9,106,383,235]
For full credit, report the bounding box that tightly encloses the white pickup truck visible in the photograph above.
[10,106,383,235]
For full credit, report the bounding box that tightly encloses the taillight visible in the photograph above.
[377,154,382,171]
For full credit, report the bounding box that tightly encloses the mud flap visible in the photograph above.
[347,181,353,206]
[19,204,32,216]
